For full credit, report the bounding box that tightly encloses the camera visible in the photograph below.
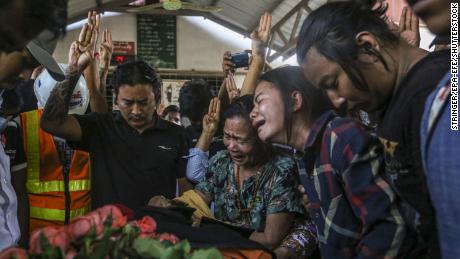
[231,51,250,68]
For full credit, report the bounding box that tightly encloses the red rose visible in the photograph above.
[96,205,127,228]
[66,216,93,240]
[29,226,59,254]
[0,247,27,259]
[112,215,127,228]
[85,210,103,235]
[48,230,70,252]
[158,233,180,245]
[65,248,77,259]
[29,226,70,254]
[97,205,123,221]
[113,204,135,220]
[136,216,157,234]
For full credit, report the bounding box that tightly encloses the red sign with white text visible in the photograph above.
[113,41,135,55]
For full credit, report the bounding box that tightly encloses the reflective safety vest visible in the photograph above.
[21,109,91,233]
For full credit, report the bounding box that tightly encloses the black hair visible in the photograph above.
[296,0,399,91]
[178,79,212,124]
[30,0,68,39]
[258,66,333,142]
[111,61,162,104]
[162,105,180,117]
[222,95,254,124]
[222,95,277,166]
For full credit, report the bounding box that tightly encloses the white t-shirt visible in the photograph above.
[0,92,20,250]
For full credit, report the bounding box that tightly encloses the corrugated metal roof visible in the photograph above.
[67,0,329,59]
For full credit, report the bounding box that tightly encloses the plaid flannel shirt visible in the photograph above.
[298,111,411,258]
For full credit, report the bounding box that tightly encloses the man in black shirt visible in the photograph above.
[40,37,189,210]
[376,49,449,257]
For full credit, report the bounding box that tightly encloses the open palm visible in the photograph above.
[202,98,221,136]
[100,29,114,69]
[68,23,95,71]
[250,12,272,58]
[399,7,420,47]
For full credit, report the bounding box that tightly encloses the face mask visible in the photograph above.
[0,76,22,90]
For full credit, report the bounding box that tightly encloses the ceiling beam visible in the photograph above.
[95,0,104,10]
[276,28,288,44]
[209,0,220,6]
[100,0,133,9]
[87,0,251,38]
[68,0,132,23]
[247,0,284,33]
[204,14,251,37]
[290,6,303,41]
[267,0,311,62]
[270,0,309,33]
[267,36,297,61]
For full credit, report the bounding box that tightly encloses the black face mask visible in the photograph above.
[16,79,38,113]
[0,79,37,117]
[0,76,22,90]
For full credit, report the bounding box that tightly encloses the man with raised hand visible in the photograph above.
[40,30,189,212]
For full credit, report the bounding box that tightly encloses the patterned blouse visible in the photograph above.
[195,150,305,231]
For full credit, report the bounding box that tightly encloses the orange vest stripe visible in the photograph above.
[30,205,90,221]
[22,110,91,225]
[26,179,90,193]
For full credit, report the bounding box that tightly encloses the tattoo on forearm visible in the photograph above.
[42,72,80,123]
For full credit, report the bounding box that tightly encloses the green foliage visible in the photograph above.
[27,210,223,259]
[132,238,222,259]
[38,232,64,259]
[132,238,167,258]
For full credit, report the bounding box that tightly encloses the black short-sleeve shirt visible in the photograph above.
[69,112,188,210]
[377,49,449,255]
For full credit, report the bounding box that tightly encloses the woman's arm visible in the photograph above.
[186,148,209,183]
[250,212,294,249]
[275,217,318,259]
[240,12,271,96]
[186,98,220,183]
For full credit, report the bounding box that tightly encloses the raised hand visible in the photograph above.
[225,73,240,103]
[99,29,113,70]
[250,12,272,58]
[157,103,165,116]
[87,11,101,54]
[222,51,235,76]
[202,98,221,136]
[68,23,95,72]
[399,6,420,47]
